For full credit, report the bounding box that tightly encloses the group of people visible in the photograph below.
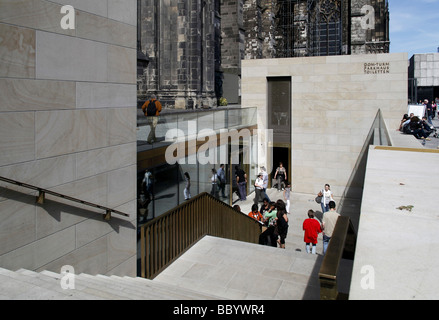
[141,96,340,254]
[183,165,227,201]
[247,199,290,249]
[245,183,340,255]
[303,200,340,255]
[399,111,436,141]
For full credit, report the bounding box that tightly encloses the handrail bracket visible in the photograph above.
[37,190,45,205]
[104,210,112,221]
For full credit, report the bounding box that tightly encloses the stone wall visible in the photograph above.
[241,53,408,197]
[0,0,137,276]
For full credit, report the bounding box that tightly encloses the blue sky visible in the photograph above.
[389,0,439,58]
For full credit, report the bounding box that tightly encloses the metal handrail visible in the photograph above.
[140,192,262,279]
[0,176,130,220]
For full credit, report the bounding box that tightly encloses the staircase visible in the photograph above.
[0,191,355,300]
[0,235,324,300]
[0,267,222,300]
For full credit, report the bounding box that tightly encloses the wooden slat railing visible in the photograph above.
[0,176,129,220]
[140,192,262,279]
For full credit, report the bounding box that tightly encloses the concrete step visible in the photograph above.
[41,269,220,299]
[75,273,165,300]
[110,275,223,300]
[0,267,222,300]
[0,268,85,300]
[15,269,107,300]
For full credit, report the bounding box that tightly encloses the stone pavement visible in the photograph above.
[349,145,439,300]
[423,117,439,149]
[236,188,329,255]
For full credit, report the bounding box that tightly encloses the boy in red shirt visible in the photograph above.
[303,210,322,254]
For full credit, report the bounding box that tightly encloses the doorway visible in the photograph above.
[271,146,291,188]
[267,77,292,188]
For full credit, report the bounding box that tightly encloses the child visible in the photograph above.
[302,210,322,254]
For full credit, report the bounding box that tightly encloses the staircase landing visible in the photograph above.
[153,236,322,300]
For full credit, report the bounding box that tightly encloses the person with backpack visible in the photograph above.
[141,94,162,144]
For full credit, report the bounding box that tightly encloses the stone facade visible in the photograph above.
[0,0,137,276]
[138,0,390,108]
[409,53,439,102]
[351,0,390,54]
[241,53,408,196]
[409,53,439,88]
[138,0,221,109]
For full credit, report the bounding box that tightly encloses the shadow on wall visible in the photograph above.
[338,110,390,232]
[0,187,135,235]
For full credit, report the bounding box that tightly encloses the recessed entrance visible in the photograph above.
[267,77,292,188]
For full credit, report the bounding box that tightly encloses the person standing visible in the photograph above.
[275,200,289,249]
[283,182,291,213]
[141,94,162,144]
[424,99,433,125]
[235,165,247,201]
[303,210,322,254]
[259,202,278,247]
[322,201,340,255]
[260,166,271,202]
[319,184,334,213]
[431,100,437,119]
[254,173,264,205]
[435,97,439,117]
[142,169,153,200]
[184,172,191,201]
[217,164,226,198]
[210,168,219,199]
[274,162,287,191]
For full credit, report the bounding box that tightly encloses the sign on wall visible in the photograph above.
[364,62,390,74]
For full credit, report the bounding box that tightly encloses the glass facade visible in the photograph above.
[137,108,258,223]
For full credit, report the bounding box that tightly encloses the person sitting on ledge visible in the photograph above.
[402,116,431,141]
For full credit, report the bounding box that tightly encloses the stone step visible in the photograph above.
[110,275,223,300]
[30,269,132,300]
[15,269,106,300]
[0,267,222,300]
[0,268,87,300]
[75,273,166,300]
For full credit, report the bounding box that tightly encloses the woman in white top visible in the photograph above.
[320,184,334,213]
